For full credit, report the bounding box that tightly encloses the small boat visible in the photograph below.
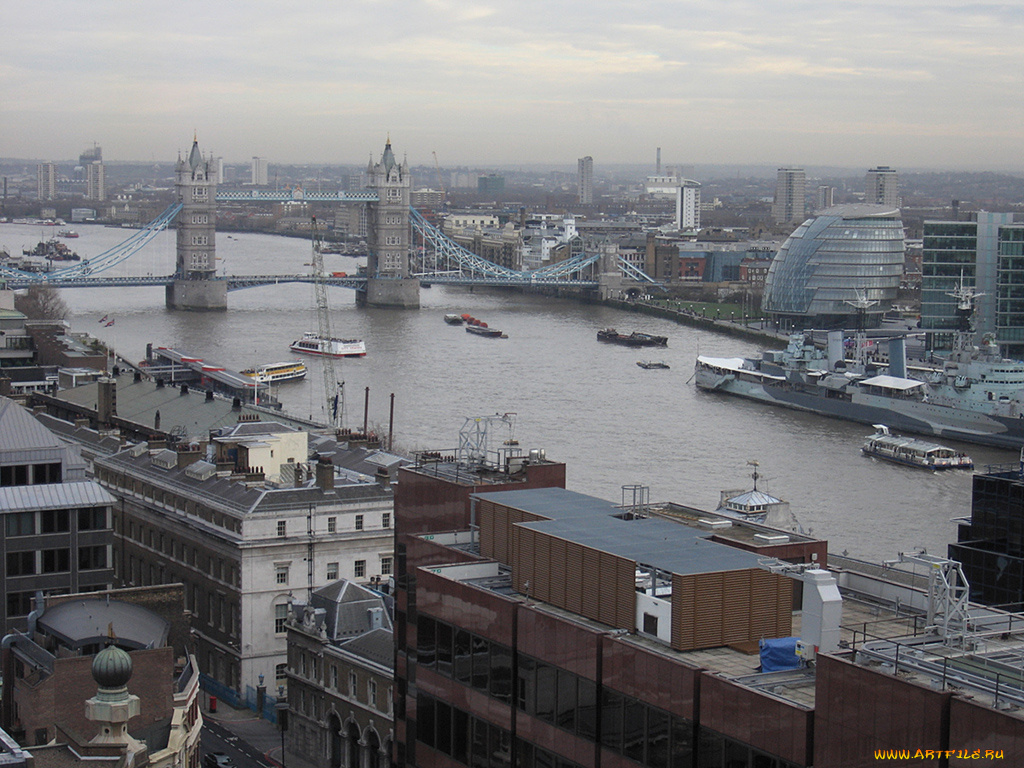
[597,328,668,347]
[466,324,505,338]
[241,361,308,384]
[290,332,366,358]
[444,313,465,325]
[463,316,505,338]
[58,229,79,238]
[637,361,670,369]
[861,425,973,470]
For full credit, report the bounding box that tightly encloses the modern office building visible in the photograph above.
[286,579,394,768]
[951,464,1024,611]
[762,204,905,328]
[394,451,1024,767]
[771,168,806,225]
[865,166,899,207]
[816,185,834,210]
[577,156,593,205]
[251,156,269,186]
[0,397,115,632]
[921,212,1017,351]
[85,161,105,201]
[996,225,1024,357]
[37,162,57,201]
[478,174,505,195]
[91,420,396,698]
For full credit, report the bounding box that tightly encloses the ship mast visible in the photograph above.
[844,291,879,371]
[946,273,984,363]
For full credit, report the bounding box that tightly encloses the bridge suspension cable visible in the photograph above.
[0,202,183,283]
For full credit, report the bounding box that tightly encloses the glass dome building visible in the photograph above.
[763,204,905,329]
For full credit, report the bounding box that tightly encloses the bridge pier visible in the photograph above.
[166,278,227,311]
[357,277,420,309]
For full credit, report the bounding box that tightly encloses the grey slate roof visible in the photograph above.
[473,487,768,575]
[339,627,394,669]
[38,598,170,650]
[0,481,114,514]
[312,579,393,640]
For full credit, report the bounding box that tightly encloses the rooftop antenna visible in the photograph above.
[747,460,760,491]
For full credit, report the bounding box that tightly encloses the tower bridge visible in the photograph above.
[2,137,658,309]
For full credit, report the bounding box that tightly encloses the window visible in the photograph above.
[41,509,69,533]
[277,520,286,537]
[355,514,364,531]
[330,665,339,690]
[348,671,357,696]
[6,552,35,577]
[78,507,107,530]
[369,680,377,708]
[382,513,391,529]
[354,560,366,578]
[327,517,336,533]
[5,512,34,537]
[274,604,288,634]
[6,591,32,617]
[381,556,393,575]
[42,549,70,574]
[275,663,287,687]
[327,562,339,580]
[78,546,107,571]
[276,566,289,585]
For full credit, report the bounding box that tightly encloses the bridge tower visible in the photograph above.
[166,135,227,310]
[360,138,420,308]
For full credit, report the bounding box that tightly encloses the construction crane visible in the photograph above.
[310,217,344,428]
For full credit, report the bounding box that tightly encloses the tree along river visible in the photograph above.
[3,221,1012,564]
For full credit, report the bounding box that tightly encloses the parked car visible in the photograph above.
[203,753,234,768]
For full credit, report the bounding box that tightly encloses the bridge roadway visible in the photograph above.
[4,273,599,291]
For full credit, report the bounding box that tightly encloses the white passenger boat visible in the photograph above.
[861,425,973,470]
[289,332,366,358]
[241,361,308,384]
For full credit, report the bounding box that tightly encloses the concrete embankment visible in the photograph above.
[598,298,786,346]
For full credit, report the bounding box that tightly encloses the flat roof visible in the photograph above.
[474,487,768,575]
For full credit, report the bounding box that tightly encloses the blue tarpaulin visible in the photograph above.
[759,637,801,672]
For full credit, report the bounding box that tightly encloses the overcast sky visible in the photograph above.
[5,1,1024,171]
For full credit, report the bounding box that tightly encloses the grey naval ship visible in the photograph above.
[695,297,1024,450]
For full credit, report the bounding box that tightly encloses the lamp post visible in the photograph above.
[276,686,288,768]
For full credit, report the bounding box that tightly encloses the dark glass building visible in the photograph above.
[763,204,904,329]
[950,465,1024,610]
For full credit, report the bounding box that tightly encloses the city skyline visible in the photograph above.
[5,2,1024,171]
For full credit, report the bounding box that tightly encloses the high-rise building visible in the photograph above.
[996,225,1024,357]
[85,160,105,201]
[37,162,57,201]
[771,167,806,225]
[251,156,269,186]
[817,185,834,210]
[675,179,701,230]
[921,212,1016,351]
[865,166,900,207]
[577,156,593,205]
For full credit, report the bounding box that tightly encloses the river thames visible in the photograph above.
[2,221,1013,564]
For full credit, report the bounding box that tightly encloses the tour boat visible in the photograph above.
[241,361,308,384]
[289,332,366,358]
[861,425,973,470]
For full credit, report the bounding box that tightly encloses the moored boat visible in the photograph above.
[241,361,308,384]
[463,316,506,338]
[444,313,465,325]
[290,332,366,358]
[862,425,973,470]
[637,361,670,369]
[598,328,668,347]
